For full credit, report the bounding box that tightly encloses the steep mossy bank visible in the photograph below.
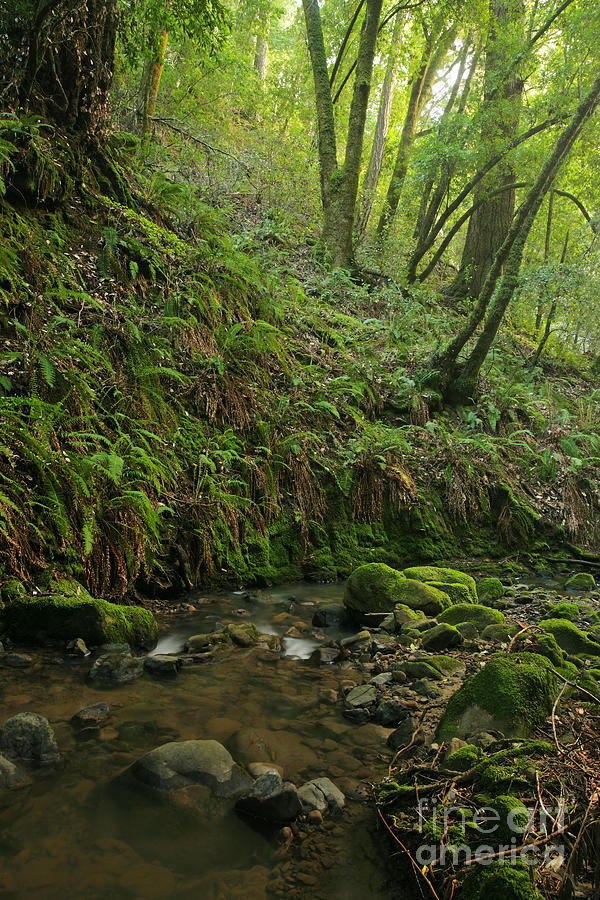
[0,156,598,618]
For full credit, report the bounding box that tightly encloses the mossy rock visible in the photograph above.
[393,604,426,629]
[344,564,407,619]
[481,623,519,643]
[426,581,472,605]
[459,863,542,899]
[184,631,231,652]
[422,622,463,651]
[225,623,260,647]
[0,578,157,648]
[426,653,466,676]
[477,577,505,605]
[540,618,600,657]
[345,566,452,620]
[528,633,563,666]
[438,653,558,740]
[402,566,478,602]
[446,744,480,771]
[541,601,580,621]
[565,572,596,591]
[438,604,505,633]
[491,794,529,841]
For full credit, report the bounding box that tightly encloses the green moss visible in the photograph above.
[491,795,529,841]
[438,653,558,740]
[393,603,427,628]
[422,622,463,650]
[478,577,505,605]
[427,581,473,605]
[402,566,478,602]
[446,744,480,771]
[459,863,542,900]
[481,623,519,643]
[541,601,580,621]
[529,633,563,666]
[426,653,466,675]
[439,604,505,632]
[1,578,157,647]
[565,572,596,591]
[344,563,407,616]
[541,618,600,657]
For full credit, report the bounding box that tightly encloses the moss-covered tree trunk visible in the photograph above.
[302,0,383,269]
[140,28,169,137]
[437,70,600,403]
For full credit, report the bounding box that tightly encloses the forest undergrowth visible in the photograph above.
[1,119,600,608]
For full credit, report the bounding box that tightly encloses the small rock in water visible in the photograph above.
[298,777,345,817]
[72,702,110,730]
[143,655,181,676]
[0,712,61,766]
[311,605,348,628]
[0,652,33,668]
[66,638,89,657]
[387,716,421,752]
[309,646,340,666]
[342,708,370,724]
[236,772,301,824]
[308,809,323,825]
[88,652,143,686]
[0,753,31,790]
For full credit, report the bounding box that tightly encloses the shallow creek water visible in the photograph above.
[0,583,395,899]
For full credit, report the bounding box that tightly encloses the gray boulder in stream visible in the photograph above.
[131,739,253,799]
[0,713,60,766]
[298,777,345,817]
[88,650,143,685]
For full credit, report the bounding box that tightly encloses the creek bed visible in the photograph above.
[0,583,395,899]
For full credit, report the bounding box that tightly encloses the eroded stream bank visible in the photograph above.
[0,583,395,900]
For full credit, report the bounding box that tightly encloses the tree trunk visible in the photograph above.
[5,0,117,142]
[530,229,568,367]
[303,0,383,269]
[253,12,271,85]
[448,0,525,301]
[354,10,403,241]
[376,24,457,239]
[440,71,600,402]
[140,29,169,137]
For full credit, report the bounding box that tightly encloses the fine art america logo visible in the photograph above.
[415,799,566,867]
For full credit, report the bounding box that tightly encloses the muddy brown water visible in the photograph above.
[0,583,396,899]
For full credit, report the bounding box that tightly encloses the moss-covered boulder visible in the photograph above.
[344,564,407,619]
[565,572,596,591]
[0,578,157,648]
[477,577,505,605]
[481,623,519,643]
[344,565,452,620]
[422,623,463,651]
[438,653,557,740]
[459,863,542,900]
[438,604,505,633]
[403,566,478,602]
[393,604,426,629]
[541,601,580,621]
[540,618,600,657]
[427,581,472,605]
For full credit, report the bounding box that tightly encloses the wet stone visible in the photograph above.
[235,772,301,824]
[311,605,348,628]
[342,708,370,725]
[344,684,376,708]
[0,712,61,766]
[369,673,392,686]
[0,753,31,790]
[298,777,345,817]
[72,702,110,730]
[65,638,89,658]
[0,653,33,668]
[388,716,421,752]
[143,655,182,676]
[88,652,144,686]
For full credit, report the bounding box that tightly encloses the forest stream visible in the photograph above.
[0,583,394,899]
